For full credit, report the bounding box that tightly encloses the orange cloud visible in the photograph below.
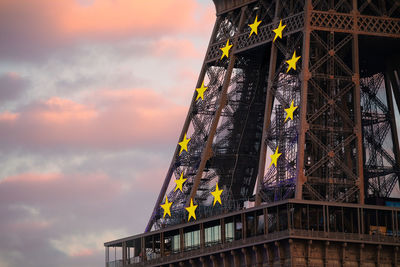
[0,0,214,60]
[60,0,199,37]
[0,111,18,121]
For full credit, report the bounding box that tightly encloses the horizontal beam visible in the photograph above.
[205,10,399,63]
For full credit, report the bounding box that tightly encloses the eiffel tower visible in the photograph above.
[105,0,400,266]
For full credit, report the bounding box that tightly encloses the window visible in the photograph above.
[205,225,221,246]
[184,230,200,250]
[225,222,234,242]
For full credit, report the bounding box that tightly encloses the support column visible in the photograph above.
[394,246,398,267]
[295,0,313,199]
[221,218,225,244]
[342,243,347,267]
[376,245,382,267]
[141,237,145,262]
[275,241,284,267]
[221,252,229,267]
[253,245,263,267]
[180,228,184,253]
[352,0,365,203]
[122,242,127,266]
[306,240,312,267]
[358,244,364,267]
[265,243,274,266]
[242,247,251,267]
[231,250,240,267]
[324,241,330,267]
[105,246,109,267]
[210,255,218,267]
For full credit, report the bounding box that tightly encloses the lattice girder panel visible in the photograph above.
[361,73,400,198]
[207,11,305,62]
[301,29,360,203]
[310,10,400,38]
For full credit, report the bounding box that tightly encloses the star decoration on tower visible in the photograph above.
[211,183,223,206]
[160,196,172,218]
[269,146,282,167]
[185,198,198,221]
[174,173,187,192]
[284,100,298,122]
[286,51,301,73]
[220,39,233,60]
[248,16,262,37]
[178,133,191,155]
[195,81,208,101]
[272,20,286,42]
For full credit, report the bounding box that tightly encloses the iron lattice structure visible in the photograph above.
[146,0,400,232]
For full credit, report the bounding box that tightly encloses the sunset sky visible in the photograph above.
[0,1,215,266]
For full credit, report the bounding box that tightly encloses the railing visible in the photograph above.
[124,229,400,266]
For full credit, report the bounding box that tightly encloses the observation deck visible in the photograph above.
[105,199,400,266]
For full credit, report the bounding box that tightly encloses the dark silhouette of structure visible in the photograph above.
[105,0,400,266]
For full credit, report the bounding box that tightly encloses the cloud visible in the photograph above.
[0,167,163,267]
[50,229,128,257]
[0,172,123,206]
[0,0,214,62]
[151,37,203,59]
[0,88,187,150]
[0,72,30,103]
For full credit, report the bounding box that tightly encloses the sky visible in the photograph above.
[0,0,215,266]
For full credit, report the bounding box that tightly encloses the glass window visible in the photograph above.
[184,230,200,250]
[225,222,234,242]
[172,235,180,253]
[205,225,221,246]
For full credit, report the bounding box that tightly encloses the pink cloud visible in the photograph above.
[0,0,214,61]
[59,0,199,37]
[0,172,122,205]
[151,38,203,59]
[0,88,187,150]
[70,249,93,257]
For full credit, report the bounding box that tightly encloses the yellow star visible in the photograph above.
[272,20,286,42]
[286,51,301,73]
[211,183,223,206]
[185,198,198,221]
[269,146,282,167]
[160,196,172,218]
[195,81,208,101]
[248,16,262,37]
[178,133,191,155]
[284,100,298,122]
[220,39,233,60]
[174,172,187,192]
